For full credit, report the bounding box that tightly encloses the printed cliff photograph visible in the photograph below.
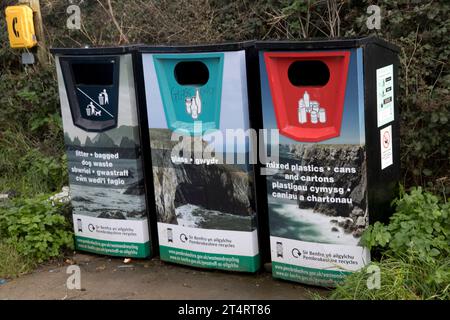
[267,143,367,246]
[149,128,257,232]
[64,125,146,220]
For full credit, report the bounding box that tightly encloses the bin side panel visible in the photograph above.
[363,44,400,224]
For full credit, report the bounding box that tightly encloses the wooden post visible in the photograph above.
[18,0,48,66]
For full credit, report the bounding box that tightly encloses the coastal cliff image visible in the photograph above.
[149,128,257,232]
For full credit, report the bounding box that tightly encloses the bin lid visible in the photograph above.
[50,44,143,55]
[138,41,255,53]
[255,36,399,53]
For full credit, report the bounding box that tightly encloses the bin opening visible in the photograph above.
[72,62,114,86]
[174,61,209,86]
[288,60,330,87]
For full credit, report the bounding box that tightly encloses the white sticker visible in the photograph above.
[376,64,394,127]
[380,125,393,170]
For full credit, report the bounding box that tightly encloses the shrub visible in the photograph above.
[363,187,450,262]
[0,194,74,263]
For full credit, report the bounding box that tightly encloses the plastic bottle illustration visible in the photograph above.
[303,91,310,110]
[185,88,202,120]
[298,99,307,124]
[310,110,318,124]
[185,97,192,115]
[194,88,202,115]
[319,108,327,123]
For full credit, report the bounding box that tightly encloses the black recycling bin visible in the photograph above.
[51,46,156,258]
[256,36,400,286]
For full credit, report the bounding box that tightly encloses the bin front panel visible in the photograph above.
[143,50,260,272]
[153,53,224,135]
[55,53,151,258]
[259,48,369,286]
[59,56,120,132]
[264,51,350,142]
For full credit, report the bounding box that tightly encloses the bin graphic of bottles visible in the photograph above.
[264,51,350,142]
[152,53,224,135]
[52,46,154,258]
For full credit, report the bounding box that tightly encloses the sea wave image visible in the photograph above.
[71,184,146,220]
[269,202,361,246]
[175,204,256,232]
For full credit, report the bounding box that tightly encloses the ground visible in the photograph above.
[0,253,328,300]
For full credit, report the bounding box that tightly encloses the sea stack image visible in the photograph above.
[52,46,153,258]
[256,37,400,286]
[136,43,262,272]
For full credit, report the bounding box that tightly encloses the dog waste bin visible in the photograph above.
[51,46,154,258]
[135,43,263,272]
[256,36,400,286]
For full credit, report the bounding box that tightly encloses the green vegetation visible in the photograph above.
[0,195,74,265]
[0,242,35,279]
[329,188,449,300]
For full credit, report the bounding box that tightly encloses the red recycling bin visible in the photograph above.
[264,51,350,142]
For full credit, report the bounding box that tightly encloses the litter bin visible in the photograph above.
[135,42,264,272]
[256,36,400,286]
[51,46,155,258]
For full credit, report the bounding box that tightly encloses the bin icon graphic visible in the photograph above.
[59,56,120,132]
[153,53,224,135]
[264,51,350,142]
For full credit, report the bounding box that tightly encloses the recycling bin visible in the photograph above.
[135,42,265,272]
[51,46,156,258]
[256,36,400,286]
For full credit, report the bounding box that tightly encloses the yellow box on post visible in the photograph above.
[5,5,37,49]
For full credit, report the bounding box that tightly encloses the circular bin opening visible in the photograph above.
[288,60,330,87]
[174,61,209,86]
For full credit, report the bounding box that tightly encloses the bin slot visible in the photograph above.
[72,62,114,86]
[288,60,330,87]
[174,61,209,86]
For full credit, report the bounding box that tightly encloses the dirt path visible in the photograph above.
[0,253,328,300]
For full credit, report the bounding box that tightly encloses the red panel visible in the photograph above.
[264,51,350,142]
